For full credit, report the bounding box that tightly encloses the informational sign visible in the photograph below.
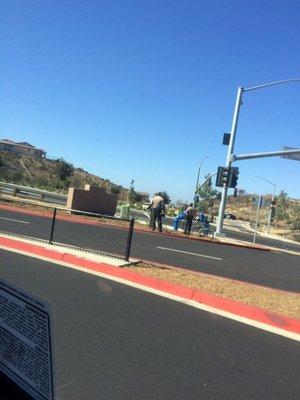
[0,279,54,400]
[281,146,300,161]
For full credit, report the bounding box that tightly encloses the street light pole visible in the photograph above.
[194,155,208,206]
[253,176,276,233]
[215,78,300,236]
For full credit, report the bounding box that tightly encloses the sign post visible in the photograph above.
[253,195,262,245]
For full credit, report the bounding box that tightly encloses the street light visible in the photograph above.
[194,155,209,206]
[215,78,300,236]
[253,175,276,233]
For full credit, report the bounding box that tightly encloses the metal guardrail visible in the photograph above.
[0,182,67,205]
[0,197,134,260]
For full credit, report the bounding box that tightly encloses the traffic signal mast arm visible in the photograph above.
[231,148,300,162]
[195,172,217,194]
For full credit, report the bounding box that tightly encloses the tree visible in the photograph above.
[55,158,74,181]
[275,190,289,223]
[11,170,24,183]
[134,193,142,203]
[128,187,135,205]
[110,186,120,195]
[288,203,300,232]
[0,155,5,168]
[196,173,218,210]
[160,191,171,205]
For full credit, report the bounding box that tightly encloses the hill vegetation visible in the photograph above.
[0,151,127,198]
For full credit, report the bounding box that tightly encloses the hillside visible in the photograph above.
[0,151,128,199]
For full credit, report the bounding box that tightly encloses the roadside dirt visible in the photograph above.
[127,263,300,319]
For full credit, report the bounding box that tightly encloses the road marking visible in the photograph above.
[0,243,299,342]
[0,216,30,224]
[157,246,222,261]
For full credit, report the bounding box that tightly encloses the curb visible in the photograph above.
[0,236,299,336]
[136,258,300,296]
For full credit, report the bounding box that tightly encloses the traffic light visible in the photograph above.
[208,177,212,187]
[216,167,230,187]
[222,133,231,145]
[228,167,239,188]
[270,206,276,221]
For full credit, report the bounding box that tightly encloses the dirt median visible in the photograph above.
[127,263,300,320]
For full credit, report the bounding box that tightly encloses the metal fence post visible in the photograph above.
[124,218,135,261]
[49,207,57,244]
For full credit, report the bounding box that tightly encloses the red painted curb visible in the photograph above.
[138,258,300,296]
[0,236,299,335]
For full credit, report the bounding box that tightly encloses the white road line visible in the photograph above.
[0,244,298,342]
[157,246,222,261]
[0,216,30,224]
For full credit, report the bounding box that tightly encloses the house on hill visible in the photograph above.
[0,139,46,157]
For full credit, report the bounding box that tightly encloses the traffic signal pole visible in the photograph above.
[267,186,276,233]
[215,86,244,236]
[215,78,300,237]
[253,195,262,245]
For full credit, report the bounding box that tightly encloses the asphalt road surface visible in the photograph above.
[1,207,300,292]
[1,249,299,400]
[130,209,300,253]
[131,230,300,292]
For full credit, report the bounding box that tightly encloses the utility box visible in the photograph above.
[67,185,118,216]
[120,204,130,219]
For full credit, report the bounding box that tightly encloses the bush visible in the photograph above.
[55,158,74,180]
[288,204,300,232]
[160,191,171,204]
[111,186,121,195]
[0,155,5,168]
[11,170,24,183]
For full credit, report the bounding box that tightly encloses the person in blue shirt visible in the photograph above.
[173,211,186,230]
[197,210,210,235]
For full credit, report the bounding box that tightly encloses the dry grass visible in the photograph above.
[127,263,300,320]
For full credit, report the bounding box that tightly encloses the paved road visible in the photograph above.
[0,207,300,292]
[131,230,300,292]
[130,209,300,252]
[0,206,130,258]
[1,249,299,400]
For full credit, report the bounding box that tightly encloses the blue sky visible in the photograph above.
[1,0,299,201]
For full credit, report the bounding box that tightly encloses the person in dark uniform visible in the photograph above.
[184,203,196,234]
[149,193,165,232]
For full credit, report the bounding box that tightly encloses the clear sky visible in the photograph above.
[1,0,299,201]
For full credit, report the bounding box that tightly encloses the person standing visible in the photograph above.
[184,203,196,234]
[149,193,165,232]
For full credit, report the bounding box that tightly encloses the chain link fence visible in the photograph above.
[0,197,134,260]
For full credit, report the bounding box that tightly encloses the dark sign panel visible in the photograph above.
[0,279,54,400]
